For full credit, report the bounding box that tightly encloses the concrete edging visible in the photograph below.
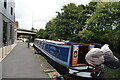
[0,42,18,62]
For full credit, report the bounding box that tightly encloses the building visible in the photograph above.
[0,0,15,58]
[15,21,19,28]
[0,0,15,47]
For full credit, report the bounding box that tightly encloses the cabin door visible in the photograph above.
[72,45,79,66]
[77,46,89,64]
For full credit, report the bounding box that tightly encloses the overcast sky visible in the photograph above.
[15,0,92,30]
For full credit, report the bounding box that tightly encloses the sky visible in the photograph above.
[15,0,92,30]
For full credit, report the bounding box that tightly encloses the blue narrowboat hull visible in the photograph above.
[33,42,72,67]
[33,39,103,78]
[33,43,70,75]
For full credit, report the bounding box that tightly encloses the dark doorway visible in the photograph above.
[77,46,89,64]
[3,21,7,46]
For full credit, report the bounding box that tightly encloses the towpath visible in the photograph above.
[2,42,53,79]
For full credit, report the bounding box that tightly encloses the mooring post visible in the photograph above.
[28,39,30,48]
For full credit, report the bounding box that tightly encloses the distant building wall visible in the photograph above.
[15,21,19,28]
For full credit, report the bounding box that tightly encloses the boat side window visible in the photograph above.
[57,49,60,55]
[43,43,46,49]
[39,41,41,45]
[41,42,44,48]
[46,45,49,51]
[44,44,47,50]
[94,45,101,48]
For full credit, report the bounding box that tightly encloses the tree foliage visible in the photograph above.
[36,29,48,39]
[36,1,120,52]
[85,2,120,45]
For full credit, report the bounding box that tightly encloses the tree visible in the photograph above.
[85,2,120,43]
[31,27,38,32]
[36,29,48,39]
[45,18,58,40]
[78,29,95,43]
[54,3,97,40]
[55,3,78,40]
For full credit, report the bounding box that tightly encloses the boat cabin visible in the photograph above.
[34,39,102,67]
[71,43,102,66]
[72,44,90,66]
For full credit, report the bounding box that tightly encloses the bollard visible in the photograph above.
[28,42,29,48]
[28,40,30,48]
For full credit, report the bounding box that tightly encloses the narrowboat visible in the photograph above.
[33,38,102,78]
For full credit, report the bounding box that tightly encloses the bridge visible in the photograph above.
[17,28,37,40]
[17,28,36,35]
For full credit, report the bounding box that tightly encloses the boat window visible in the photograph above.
[94,45,101,48]
[57,49,60,55]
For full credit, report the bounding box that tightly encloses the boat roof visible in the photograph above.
[90,43,102,46]
[35,38,46,41]
[35,39,101,46]
[65,41,84,45]
[46,40,66,45]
